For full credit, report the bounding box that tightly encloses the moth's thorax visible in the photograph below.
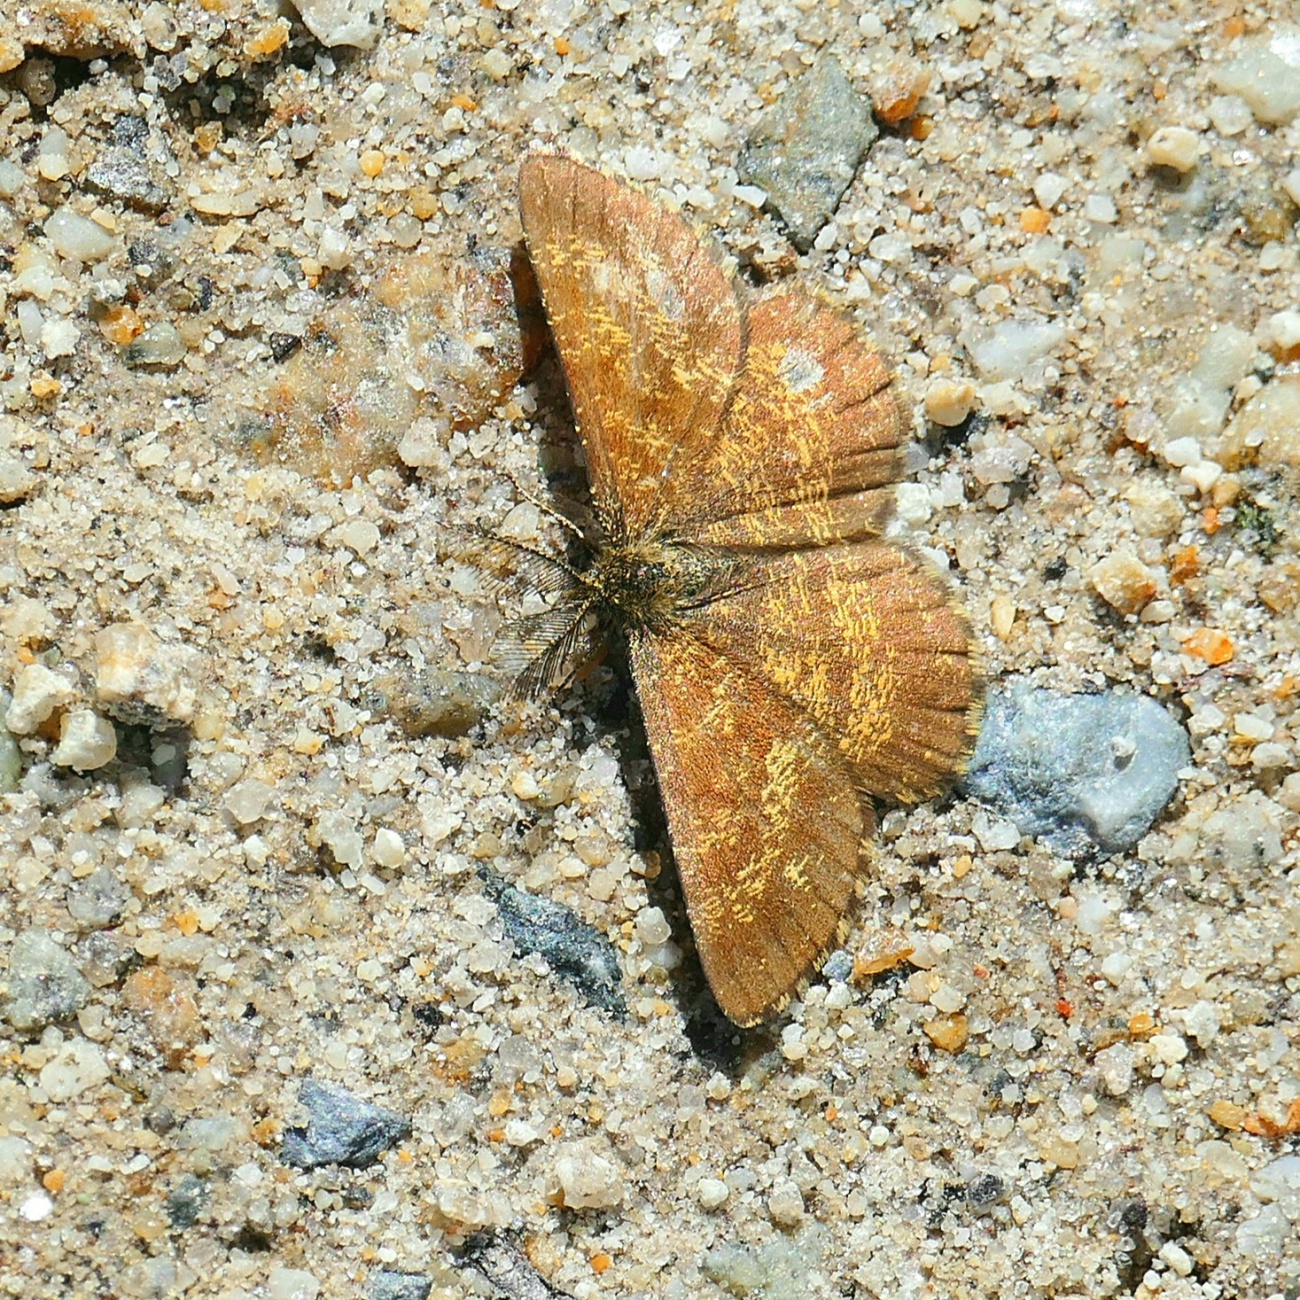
[579,538,729,630]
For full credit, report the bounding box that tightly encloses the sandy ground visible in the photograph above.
[1,1,1298,1298]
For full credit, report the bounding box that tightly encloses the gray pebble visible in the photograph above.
[3,928,92,1032]
[83,150,171,213]
[280,1078,412,1170]
[963,682,1191,856]
[0,708,20,794]
[165,1174,208,1229]
[368,1270,433,1300]
[484,875,625,1014]
[457,1231,567,1300]
[123,322,186,368]
[738,54,878,252]
[66,865,129,930]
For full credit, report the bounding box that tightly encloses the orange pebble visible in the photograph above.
[1182,628,1234,665]
[1020,207,1052,233]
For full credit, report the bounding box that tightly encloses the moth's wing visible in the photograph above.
[518,155,745,538]
[630,627,873,1027]
[690,542,979,803]
[665,288,910,548]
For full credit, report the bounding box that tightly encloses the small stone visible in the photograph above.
[964,682,1191,856]
[368,1271,432,1300]
[281,1078,412,1169]
[965,318,1065,382]
[95,623,196,726]
[554,1139,624,1209]
[5,664,77,735]
[39,1039,111,1102]
[84,149,171,214]
[1266,309,1300,352]
[44,207,117,263]
[123,967,203,1066]
[3,929,92,1031]
[767,1178,806,1228]
[0,449,34,503]
[224,777,276,824]
[328,518,380,555]
[51,710,117,771]
[738,54,878,252]
[123,323,186,368]
[1095,1042,1135,1096]
[1149,1032,1188,1065]
[66,866,129,929]
[1145,126,1201,172]
[267,1268,320,1300]
[1214,46,1300,126]
[289,0,383,48]
[372,828,406,868]
[923,1012,970,1053]
[635,906,672,947]
[1125,481,1185,538]
[925,379,976,427]
[502,1119,539,1147]
[1089,550,1159,615]
[486,876,625,1013]
[698,1177,730,1210]
[316,811,363,869]
[396,415,450,469]
[1213,375,1300,470]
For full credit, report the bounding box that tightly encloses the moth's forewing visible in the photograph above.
[669,289,911,547]
[517,155,745,540]
[629,628,872,1027]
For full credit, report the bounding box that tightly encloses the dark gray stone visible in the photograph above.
[369,1271,432,1300]
[457,1232,568,1299]
[3,928,91,1032]
[738,54,878,252]
[964,682,1191,856]
[83,150,171,213]
[280,1078,412,1169]
[484,875,625,1014]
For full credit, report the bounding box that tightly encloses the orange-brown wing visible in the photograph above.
[630,627,873,1027]
[518,155,744,540]
[687,541,979,804]
[665,288,910,549]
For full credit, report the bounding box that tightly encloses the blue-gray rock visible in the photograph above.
[457,1231,567,1299]
[280,1079,411,1169]
[165,1174,208,1229]
[3,928,92,1032]
[369,1271,432,1300]
[964,682,1190,856]
[737,54,878,252]
[483,875,625,1014]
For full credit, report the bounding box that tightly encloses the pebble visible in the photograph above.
[1088,549,1159,615]
[368,1271,432,1300]
[767,1178,806,1227]
[485,875,625,1013]
[44,207,116,264]
[1145,126,1201,173]
[123,322,186,368]
[39,1039,112,1103]
[1212,375,1300,470]
[223,777,276,825]
[553,1139,624,1209]
[5,663,77,734]
[1095,1042,1135,1096]
[0,711,19,792]
[164,1174,208,1229]
[1213,45,1300,126]
[737,53,878,252]
[1164,324,1255,443]
[698,1177,730,1210]
[267,1267,320,1300]
[702,1228,820,1299]
[51,709,118,771]
[280,1078,412,1169]
[290,0,383,49]
[0,449,34,502]
[3,928,92,1031]
[964,318,1065,382]
[95,622,196,726]
[924,379,977,427]
[66,865,129,929]
[964,682,1191,856]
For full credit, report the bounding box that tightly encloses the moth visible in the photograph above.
[501,153,979,1027]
